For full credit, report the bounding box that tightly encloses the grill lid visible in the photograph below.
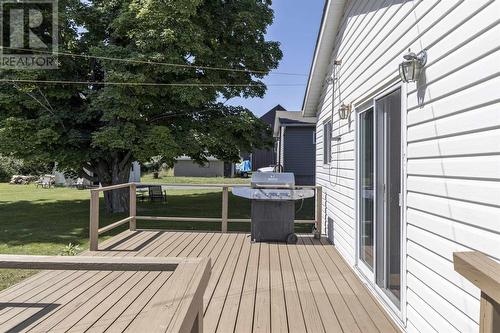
[251,172,294,189]
[231,187,315,201]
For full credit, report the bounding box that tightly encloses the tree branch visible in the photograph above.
[118,151,132,170]
[78,168,98,182]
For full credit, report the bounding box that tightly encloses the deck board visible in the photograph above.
[300,237,361,333]
[216,234,251,332]
[204,234,245,333]
[253,243,271,332]
[0,231,401,332]
[277,243,308,333]
[269,243,288,333]
[234,239,260,333]
[318,237,400,333]
[295,239,343,331]
[310,236,381,332]
[287,243,325,333]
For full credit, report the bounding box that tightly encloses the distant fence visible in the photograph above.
[89,182,322,251]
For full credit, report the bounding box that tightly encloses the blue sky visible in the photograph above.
[227,1,325,117]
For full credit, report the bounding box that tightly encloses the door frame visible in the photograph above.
[354,82,408,324]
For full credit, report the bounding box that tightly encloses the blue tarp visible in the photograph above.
[237,160,252,172]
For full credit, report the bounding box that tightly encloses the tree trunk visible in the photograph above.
[94,155,132,214]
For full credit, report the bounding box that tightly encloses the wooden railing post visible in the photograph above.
[129,183,137,231]
[454,252,500,333]
[89,190,99,251]
[221,186,228,233]
[480,292,500,333]
[314,186,322,239]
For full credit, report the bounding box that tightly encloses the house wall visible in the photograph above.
[252,148,275,171]
[314,1,500,332]
[173,160,224,177]
[283,126,316,185]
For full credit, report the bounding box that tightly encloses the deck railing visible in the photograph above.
[89,182,323,251]
[454,252,500,333]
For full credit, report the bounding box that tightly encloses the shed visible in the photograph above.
[173,156,229,177]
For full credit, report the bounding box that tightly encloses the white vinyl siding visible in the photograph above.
[314,0,500,332]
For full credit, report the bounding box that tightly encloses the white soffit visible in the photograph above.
[302,0,347,117]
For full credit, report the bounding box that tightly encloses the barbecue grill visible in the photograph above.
[232,172,315,244]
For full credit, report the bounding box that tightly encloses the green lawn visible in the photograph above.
[0,177,314,290]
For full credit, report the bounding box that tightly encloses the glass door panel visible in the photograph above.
[359,108,374,271]
[375,88,402,308]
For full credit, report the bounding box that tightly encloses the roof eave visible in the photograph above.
[302,0,347,117]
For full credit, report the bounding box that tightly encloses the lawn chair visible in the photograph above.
[75,178,86,190]
[148,185,167,202]
[35,175,55,189]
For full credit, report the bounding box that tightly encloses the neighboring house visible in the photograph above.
[274,111,317,185]
[173,156,232,177]
[304,1,500,332]
[244,104,286,171]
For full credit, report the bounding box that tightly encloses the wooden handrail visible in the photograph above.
[135,182,318,189]
[90,182,133,192]
[89,182,324,251]
[454,252,500,333]
[91,182,319,190]
[0,254,205,271]
[98,216,133,235]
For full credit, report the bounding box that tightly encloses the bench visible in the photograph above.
[0,255,211,332]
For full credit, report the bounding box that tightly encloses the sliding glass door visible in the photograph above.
[359,108,374,272]
[357,88,402,309]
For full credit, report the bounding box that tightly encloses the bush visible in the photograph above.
[0,156,23,182]
[0,155,54,182]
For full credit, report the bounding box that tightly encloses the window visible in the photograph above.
[312,131,316,145]
[323,120,332,164]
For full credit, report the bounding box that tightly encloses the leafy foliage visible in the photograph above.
[0,0,281,210]
[60,243,81,256]
[0,155,54,181]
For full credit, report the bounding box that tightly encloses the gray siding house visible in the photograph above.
[274,111,317,185]
[249,104,286,171]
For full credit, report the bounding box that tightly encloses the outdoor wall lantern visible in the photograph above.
[338,103,352,120]
[399,49,427,83]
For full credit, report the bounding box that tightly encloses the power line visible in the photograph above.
[0,78,306,87]
[1,47,308,77]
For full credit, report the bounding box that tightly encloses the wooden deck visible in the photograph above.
[0,231,400,332]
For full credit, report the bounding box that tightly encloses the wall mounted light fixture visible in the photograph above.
[326,59,342,85]
[338,103,352,120]
[399,49,427,83]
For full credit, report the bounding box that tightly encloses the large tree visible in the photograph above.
[0,0,282,212]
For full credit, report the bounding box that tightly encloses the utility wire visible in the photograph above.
[1,47,308,77]
[0,78,306,87]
